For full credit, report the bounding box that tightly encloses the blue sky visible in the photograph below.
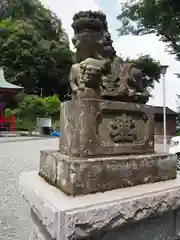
[40,0,180,111]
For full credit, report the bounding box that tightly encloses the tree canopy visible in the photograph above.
[14,94,60,119]
[128,54,161,91]
[117,0,180,61]
[11,94,60,133]
[0,0,73,100]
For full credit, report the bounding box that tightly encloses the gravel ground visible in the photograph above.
[0,139,173,240]
[0,138,58,240]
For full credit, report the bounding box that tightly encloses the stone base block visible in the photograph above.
[19,171,180,240]
[39,150,177,196]
[60,100,154,157]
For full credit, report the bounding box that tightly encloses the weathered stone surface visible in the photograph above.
[70,58,106,101]
[39,150,57,185]
[70,11,150,103]
[90,211,177,240]
[59,99,154,157]
[19,171,180,240]
[29,210,54,240]
[39,150,176,196]
[19,169,58,239]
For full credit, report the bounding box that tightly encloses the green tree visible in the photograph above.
[4,108,13,117]
[13,94,60,134]
[34,94,60,118]
[13,95,39,134]
[0,0,72,100]
[117,0,180,61]
[130,54,161,91]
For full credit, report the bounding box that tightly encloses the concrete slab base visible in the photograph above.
[19,171,180,240]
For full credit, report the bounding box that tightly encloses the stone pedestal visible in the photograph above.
[19,171,180,240]
[39,150,176,196]
[19,99,178,239]
[38,99,176,196]
[60,100,154,157]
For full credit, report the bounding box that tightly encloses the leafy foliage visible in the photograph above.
[131,54,161,90]
[117,0,180,61]
[0,0,73,100]
[14,94,60,120]
[11,94,60,134]
[4,108,13,117]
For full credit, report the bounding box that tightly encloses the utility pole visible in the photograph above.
[160,65,169,152]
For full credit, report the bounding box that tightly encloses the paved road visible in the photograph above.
[0,139,174,240]
[0,138,58,240]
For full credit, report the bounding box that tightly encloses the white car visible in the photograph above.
[169,136,180,170]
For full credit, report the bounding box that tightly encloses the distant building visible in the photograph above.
[0,68,23,104]
[0,68,23,132]
[153,106,178,142]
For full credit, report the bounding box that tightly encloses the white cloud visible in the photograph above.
[40,0,180,111]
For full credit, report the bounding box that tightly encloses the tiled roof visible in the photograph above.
[153,106,178,116]
[0,68,23,90]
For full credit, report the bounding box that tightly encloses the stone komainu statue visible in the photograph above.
[69,10,150,103]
